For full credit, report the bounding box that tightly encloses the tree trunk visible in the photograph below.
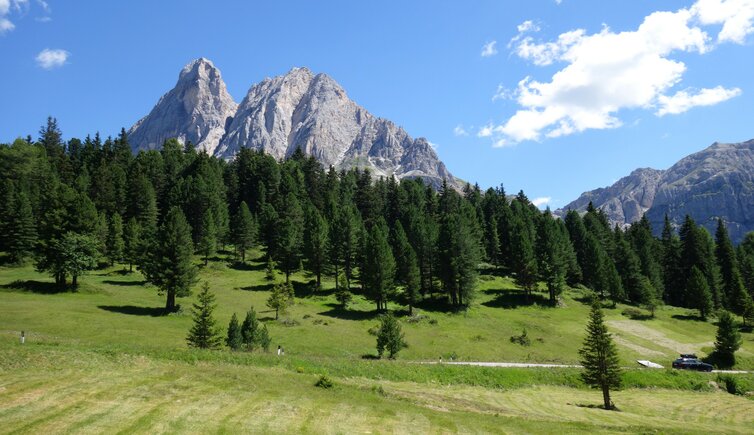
[602,384,612,410]
[204,255,208,266]
[285,269,290,284]
[316,270,321,290]
[165,290,176,312]
[334,263,340,291]
[275,308,279,320]
[72,274,78,287]
[129,262,133,273]
[408,304,413,316]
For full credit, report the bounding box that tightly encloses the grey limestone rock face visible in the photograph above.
[128,58,238,156]
[130,59,458,189]
[558,140,754,242]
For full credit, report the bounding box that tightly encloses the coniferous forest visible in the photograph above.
[2,117,754,326]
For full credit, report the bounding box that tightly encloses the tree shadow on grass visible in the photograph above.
[102,279,147,287]
[318,303,379,321]
[240,283,275,292]
[671,314,706,322]
[482,289,552,309]
[361,354,380,360]
[229,261,265,272]
[98,305,165,317]
[572,403,621,412]
[414,295,454,312]
[0,280,70,294]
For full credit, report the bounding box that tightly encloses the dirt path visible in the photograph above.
[419,361,750,374]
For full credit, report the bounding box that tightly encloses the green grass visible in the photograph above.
[2,252,754,433]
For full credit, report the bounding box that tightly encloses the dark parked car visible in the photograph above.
[672,356,713,372]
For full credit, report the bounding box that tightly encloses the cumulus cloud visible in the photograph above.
[657,86,741,115]
[487,0,750,145]
[453,125,469,136]
[693,0,754,43]
[477,124,494,138]
[532,197,552,207]
[481,40,498,57]
[36,48,69,69]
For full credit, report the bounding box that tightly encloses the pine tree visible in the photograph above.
[661,215,684,305]
[376,314,405,359]
[713,311,742,368]
[240,307,260,351]
[198,209,217,266]
[141,207,197,312]
[257,324,271,352]
[391,222,421,314]
[715,219,746,313]
[106,213,124,266]
[511,214,538,298]
[687,266,713,320]
[267,282,294,320]
[303,205,329,289]
[275,192,304,283]
[362,219,396,312]
[186,282,223,349]
[536,212,569,305]
[579,298,622,410]
[5,185,37,263]
[233,201,257,262]
[226,313,242,351]
[265,257,277,281]
[123,218,141,272]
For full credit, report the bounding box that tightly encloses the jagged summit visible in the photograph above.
[129,59,457,188]
[128,58,238,156]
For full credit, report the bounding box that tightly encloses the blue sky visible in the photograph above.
[1,0,753,208]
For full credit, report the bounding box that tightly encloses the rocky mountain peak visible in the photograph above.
[128,58,238,156]
[559,139,754,242]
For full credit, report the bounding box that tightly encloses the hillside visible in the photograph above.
[1,252,754,433]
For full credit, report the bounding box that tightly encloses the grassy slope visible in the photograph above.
[1,252,754,433]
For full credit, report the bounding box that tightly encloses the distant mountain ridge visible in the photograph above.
[129,58,458,188]
[557,139,754,242]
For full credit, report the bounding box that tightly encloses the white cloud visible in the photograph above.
[532,197,552,207]
[657,86,741,115]
[555,0,563,5]
[477,124,495,137]
[1,0,48,33]
[481,40,498,57]
[453,125,469,136]
[36,48,69,69]
[428,141,439,150]
[487,1,749,145]
[517,20,540,33]
[693,0,754,43]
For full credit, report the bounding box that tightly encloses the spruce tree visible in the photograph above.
[226,313,242,351]
[257,324,271,352]
[233,201,257,262]
[141,207,197,312]
[392,222,421,314]
[198,209,217,266]
[535,211,569,305]
[240,307,260,351]
[687,266,713,320]
[186,282,223,349]
[106,213,124,266]
[511,214,538,298]
[376,314,405,359]
[5,186,37,263]
[661,215,684,305]
[362,219,396,312]
[715,219,746,313]
[713,310,742,368]
[303,205,329,289]
[579,298,622,410]
[275,192,304,283]
[267,282,294,320]
[123,218,141,272]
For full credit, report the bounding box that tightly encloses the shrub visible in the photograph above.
[621,307,651,320]
[315,375,334,389]
[717,374,742,395]
[510,328,531,346]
